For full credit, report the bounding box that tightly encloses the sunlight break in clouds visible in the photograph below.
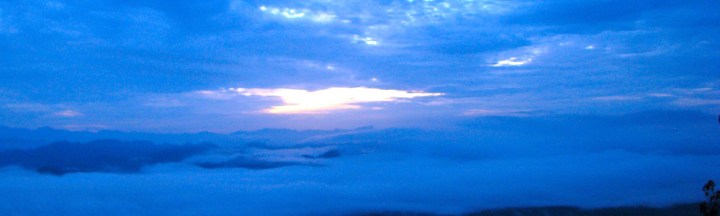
[491,57,532,67]
[229,87,442,114]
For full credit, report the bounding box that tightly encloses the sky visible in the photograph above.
[0,0,718,132]
[0,0,720,215]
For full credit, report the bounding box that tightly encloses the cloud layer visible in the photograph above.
[0,110,718,215]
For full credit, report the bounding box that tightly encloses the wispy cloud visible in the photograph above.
[4,103,83,117]
[647,93,673,98]
[490,46,547,67]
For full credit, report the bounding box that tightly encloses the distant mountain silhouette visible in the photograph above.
[0,140,216,175]
[354,203,699,216]
[302,149,342,159]
[0,125,378,149]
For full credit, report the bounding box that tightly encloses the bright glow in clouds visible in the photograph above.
[492,57,532,67]
[228,87,443,114]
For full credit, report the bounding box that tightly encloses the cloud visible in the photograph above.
[254,0,518,27]
[352,35,380,46]
[491,57,532,67]
[0,110,718,215]
[1,0,718,132]
[0,140,217,175]
[489,45,547,67]
[648,93,673,98]
[4,103,84,117]
[259,5,337,23]
[223,87,443,114]
[240,0,530,54]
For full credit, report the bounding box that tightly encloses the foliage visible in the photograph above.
[701,180,720,216]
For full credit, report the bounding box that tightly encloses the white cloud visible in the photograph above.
[225,87,443,114]
[490,45,548,68]
[352,35,380,46]
[491,57,532,67]
[259,5,336,23]
[394,0,518,25]
[647,93,673,98]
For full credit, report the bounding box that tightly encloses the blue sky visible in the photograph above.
[1,0,718,132]
[1,1,720,215]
